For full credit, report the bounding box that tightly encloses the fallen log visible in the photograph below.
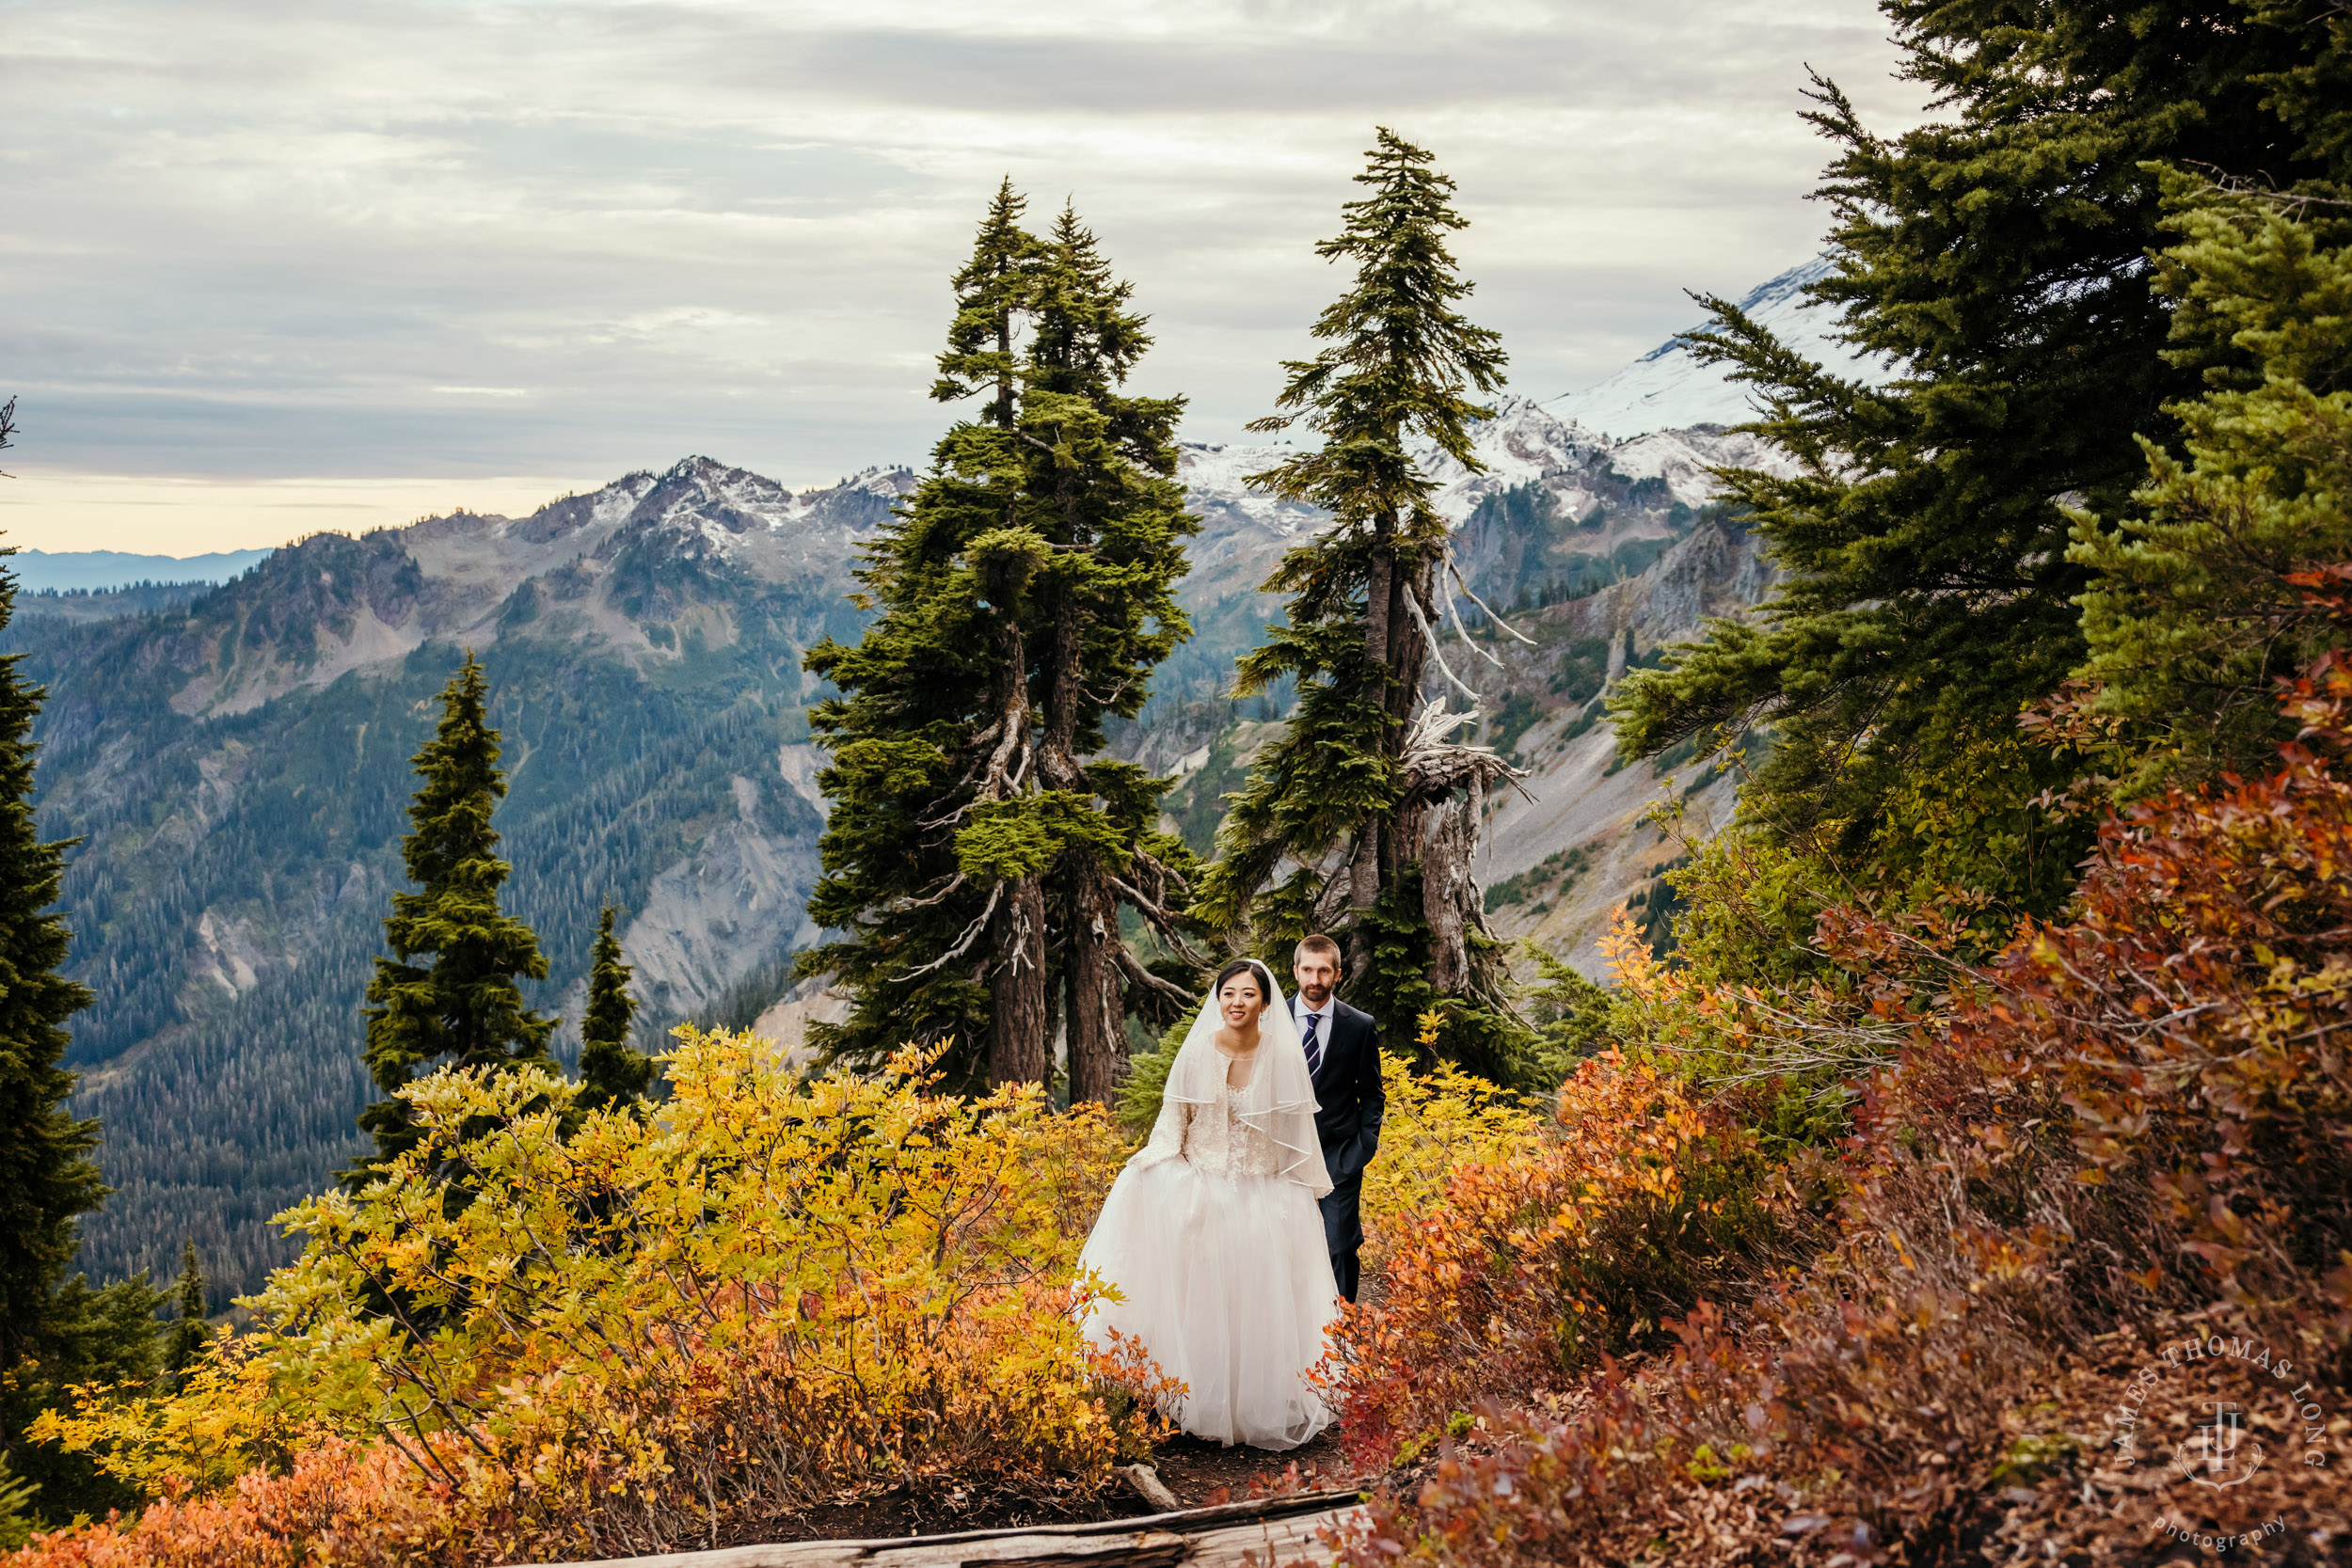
[527,1487,1367,1568]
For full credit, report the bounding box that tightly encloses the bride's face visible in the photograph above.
[1216,973,1266,1031]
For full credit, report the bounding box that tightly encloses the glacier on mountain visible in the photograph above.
[1543,256,1894,439]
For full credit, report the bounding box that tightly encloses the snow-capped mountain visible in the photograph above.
[32,260,1840,1300]
[1169,398,1793,611]
[1544,256,1893,439]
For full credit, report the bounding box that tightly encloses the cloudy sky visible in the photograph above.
[1,0,1925,554]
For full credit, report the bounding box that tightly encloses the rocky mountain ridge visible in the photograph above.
[16,274,1823,1298]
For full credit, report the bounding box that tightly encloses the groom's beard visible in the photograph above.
[1296,982,1332,1006]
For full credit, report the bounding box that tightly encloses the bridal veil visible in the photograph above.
[1134,959,1332,1196]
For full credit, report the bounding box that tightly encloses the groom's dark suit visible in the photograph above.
[1301,996,1382,1303]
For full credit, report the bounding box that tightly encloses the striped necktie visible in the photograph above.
[1301,1009,1324,1076]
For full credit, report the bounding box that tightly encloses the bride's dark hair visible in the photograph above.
[1212,958,1270,1005]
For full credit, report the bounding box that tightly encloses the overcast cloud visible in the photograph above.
[0,0,1926,552]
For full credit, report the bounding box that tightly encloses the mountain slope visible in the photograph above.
[22,375,1800,1304]
[12,460,905,1297]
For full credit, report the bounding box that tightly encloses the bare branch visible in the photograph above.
[883,873,968,913]
[1107,874,1212,968]
[1401,703,1534,804]
[899,882,1005,980]
[1114,945,1199,1006]
[1404,589,1483,704]
[1442,571,1506,670]
[1447,552,1536,644]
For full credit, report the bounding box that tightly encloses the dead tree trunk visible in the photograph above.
[1402,709,1523,1006]
[1420,770,1483,995]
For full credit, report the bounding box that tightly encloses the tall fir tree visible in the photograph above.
[802,182,1044,1086]
[349,654,553,1182]
[1198,129,1522,1076]
[801,186,1200,1097]
[0,449,166,1522]
[1018,206,1202,1101]
[0,549,103,1369]
[1610,0,2352,934]
[577,904,653,1115]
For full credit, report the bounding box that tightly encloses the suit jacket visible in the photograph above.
[1304,997,1383,1193]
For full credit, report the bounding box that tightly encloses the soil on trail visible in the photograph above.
[712,1430,1357,1550]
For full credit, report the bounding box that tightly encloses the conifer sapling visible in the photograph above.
[163,1239,208,1375]
[0,536,105,1368]
[578,904,654,1115]
[350,654,554,1183]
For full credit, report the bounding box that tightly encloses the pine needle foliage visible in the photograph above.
[1198,128,1521,1075]
[162,1240,208,1378]
[0,534,162,1525]
[577,905,653,1117]
[0,552,103,1370]
[349,655,554,1182]
[2067,167,2352,794]
[1610,0,2352,926]
[802,186,1200,1097]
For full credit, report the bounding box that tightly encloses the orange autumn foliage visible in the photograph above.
[1328,588,2352,1565]
[9,1438,465,1568]
[1330,1047,1802,1465]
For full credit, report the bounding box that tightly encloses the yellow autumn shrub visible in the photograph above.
[1356,1019,1549,1271]
[33,1031,1168,1561]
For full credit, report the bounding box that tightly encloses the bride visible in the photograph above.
[1077,958,1340,1449]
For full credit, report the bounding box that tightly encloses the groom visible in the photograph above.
[1292,934,1382,1302]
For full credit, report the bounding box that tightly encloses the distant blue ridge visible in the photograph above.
[8,546,275,594]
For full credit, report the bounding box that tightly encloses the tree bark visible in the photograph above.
[988,876,1050,1085]
[1381,558,1440,884]
[1343,827,1380,976]
[1385,558,1434,723]
[981,607,1048,1086]
[1038,586,1126,1103]
[1064,861,1125,1104]
[1351,516,1399,950]
[1420,770,1483,995]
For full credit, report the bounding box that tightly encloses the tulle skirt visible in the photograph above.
[1077,1155,1340,1449]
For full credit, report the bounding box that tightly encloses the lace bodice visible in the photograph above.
[1174,1085,1282,1178]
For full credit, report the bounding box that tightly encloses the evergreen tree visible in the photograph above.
[0,506,164,1523]
[802,186,1201,1097]
[802,183,1044,1086]
[1611,1,2350,928]
[1197,129,1522,1074]
[349,654,553,1182]
[0,550,103,1370]
[2071,178,2352,794]
[1021,206,1203,1102]
[577,904,653,1115]
[162,1239,208,1376]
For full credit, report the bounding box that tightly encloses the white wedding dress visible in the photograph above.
[1077,964,1340,1449]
